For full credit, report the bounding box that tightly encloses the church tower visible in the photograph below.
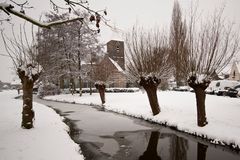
[107,40,125,70]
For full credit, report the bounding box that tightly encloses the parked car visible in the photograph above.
[233,85,240,96]
[225,88,238,97]
[209,80,240,96]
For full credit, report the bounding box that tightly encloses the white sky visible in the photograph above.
[1,0,240,82]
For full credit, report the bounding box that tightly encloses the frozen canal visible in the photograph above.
[35,97,240,160]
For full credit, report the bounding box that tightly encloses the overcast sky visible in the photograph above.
[1,0,240,82]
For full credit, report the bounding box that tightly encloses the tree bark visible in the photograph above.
[145,86,161,115]
[188,80,208,127]
[18,67,40,129]
[95,83,106,104]
[21,78,34,129]
[140,76,161,116]
[79,77,82,96]
[194,87,208,127]
[89,81,93,95]
[59,77,64,89]
[70,78,75,95]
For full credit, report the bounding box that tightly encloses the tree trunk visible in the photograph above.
[139,76,161,116]
[145,86,161,115]
[21,78,34,129]
[95,84,106,104]
[89,81,92,95]
[70,78,75,95]
[79,77,82,96]
[59,77,64,89]
[194,86,208,127]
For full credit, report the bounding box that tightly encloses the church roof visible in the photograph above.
[108,57,124,73]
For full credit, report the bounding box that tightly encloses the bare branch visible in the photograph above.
[0,3,83,29]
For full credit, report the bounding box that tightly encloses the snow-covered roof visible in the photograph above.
[108,57,124,73]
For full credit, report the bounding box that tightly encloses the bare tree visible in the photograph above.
[126,27,171,116]
[186,8,239,127]
[170,0,189,87]
[1,26,41,129]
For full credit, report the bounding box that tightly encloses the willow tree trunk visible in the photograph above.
[18,67,40,129]
[194,87,208,127]
[95,83,106,104]
[145,86,161,115]
[21,79,34,129]
[140,77,161,116]
[188,79,209,127]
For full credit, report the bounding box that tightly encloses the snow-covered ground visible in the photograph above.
[44,90,240,150]
[0,90,84,160]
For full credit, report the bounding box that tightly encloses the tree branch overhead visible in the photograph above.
[0,2,84,29]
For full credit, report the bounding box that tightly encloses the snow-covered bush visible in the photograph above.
[37,83,60,98]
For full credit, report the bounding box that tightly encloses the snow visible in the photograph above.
[18,65,40,81]
[188,72,210,84]
[44,90,240,149]
[108,57,124,73]
[0,90,84,160]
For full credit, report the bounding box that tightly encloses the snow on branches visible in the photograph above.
[187,72,211,87]
[18,64,41,82]
[0,1,107,31]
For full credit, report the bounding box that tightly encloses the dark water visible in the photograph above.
[34,98,240,160]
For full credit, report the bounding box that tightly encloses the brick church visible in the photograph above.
[98,40,127,88]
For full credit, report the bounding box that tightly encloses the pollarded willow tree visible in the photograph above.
[1,26,41,129]
[126,27,172,115]
[185,8,240,127]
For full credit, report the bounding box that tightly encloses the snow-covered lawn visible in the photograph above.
[0,90,84,160]
[44,90,240,149]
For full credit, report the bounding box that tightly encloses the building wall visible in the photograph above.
[229,63,240,81]
[108,70,127,88]
[97,56,127,88]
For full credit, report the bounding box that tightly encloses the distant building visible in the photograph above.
[229,61,240,81]
[107,40,125,70]
[61,40,128,89]
[96,40,127,88]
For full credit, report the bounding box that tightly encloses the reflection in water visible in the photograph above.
[198,142,208,160]
[139,131,161,160]
[170,135,188,160]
